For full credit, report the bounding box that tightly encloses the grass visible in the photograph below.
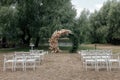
[0,46,50,53]
[79,45,95,50]
[0,45,95,53]
[82,44,120,53]
[0,44,119,53]
[0,47,30,53]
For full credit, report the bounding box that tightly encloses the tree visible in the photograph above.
[107,0,120,44]
[77,9,90,43]
[0,0,77,48]
[37,0,76,46]
[0,4,18,47]
[41,0,76,34]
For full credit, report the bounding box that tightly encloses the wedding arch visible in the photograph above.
[49,29,79,53]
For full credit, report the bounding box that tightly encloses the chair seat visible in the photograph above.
[96,59,106,62]
[26,59,36,62]
[109,59,119,62]
[15,59,25,62]
[85,59,95,62]
[6,60,15,62]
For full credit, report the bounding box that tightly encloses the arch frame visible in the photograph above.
[49,29,78,53]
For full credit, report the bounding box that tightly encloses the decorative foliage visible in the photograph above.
[49,29,71,53]
[68,33,79,53]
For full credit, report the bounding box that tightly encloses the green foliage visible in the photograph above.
[0,0,76,48]
[89,11,109,43]
[78,0,120,45]
[0,0,120,49]
[41,0,76,35]
[68,33,79,53]
[0,5,19,47]
[77,9,90,43]
[107,0,120,44]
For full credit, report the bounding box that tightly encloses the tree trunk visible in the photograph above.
[35,37,40,47]
[26,35,31,46]
[21,31,26,45]
[1,37,7,48]
[26,28,31,46]
[21,28,31,46]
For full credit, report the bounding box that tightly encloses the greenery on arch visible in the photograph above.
[68,33,79,53]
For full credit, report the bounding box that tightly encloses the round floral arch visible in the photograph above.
[49,29,72,53]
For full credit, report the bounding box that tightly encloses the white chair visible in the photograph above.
[83,54,96,71]
[3,55,15,71]
[30,50,46,65]
[38,51,47,64]
[30,50,44,54]
[96,54,109,71]
[108,54,120,71]
[32,52,42,65]
[14,53,25,71]
[24,54,36,71]
[37,50,44,53]
[81,50,112,71]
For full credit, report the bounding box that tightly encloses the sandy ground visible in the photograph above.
[1,53,120,80]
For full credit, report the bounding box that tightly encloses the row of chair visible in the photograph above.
[3,50,48,71]
[78,50,120,71]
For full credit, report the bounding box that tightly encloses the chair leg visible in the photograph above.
[13,63,15,71]
[106,62,109,71]
[109,62,112,71]
[3,62,6,71]
[96,62,99,72]
[12,62,14,72]
[23,62,24,71]
[33,62,36,71]
[85,62,87,71]
[14,62,16,71]
[119,61,120,69]
[82,62,85,69]
[95,62,97,71]
[24,62,26,71]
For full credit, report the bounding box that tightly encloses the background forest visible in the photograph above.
[0,0,120,48]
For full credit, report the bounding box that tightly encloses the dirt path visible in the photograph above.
[0,53,120,80]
